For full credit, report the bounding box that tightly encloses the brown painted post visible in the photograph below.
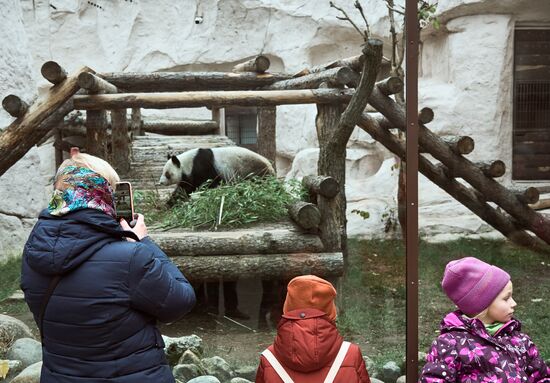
[405,0,420,380]
[257,106,276,171]
[111,109,130,174]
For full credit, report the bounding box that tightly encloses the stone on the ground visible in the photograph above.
[178,349,203,367]
[0,315,35,351]
[380,361,401,383]
[2,359,24,381]
[234,365,256,381]
[230,378,252,383]
[201,356,233,382]
[187,376,221,383]
[173,363,202,382]
[397,375,406,383]
[363,355,377,376]
[370,378,385,383]
[10,361,41,383]
[163,334,203,365]
[6,338,42,369]
[400,351,428,373]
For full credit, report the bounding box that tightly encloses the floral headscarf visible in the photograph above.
[48,166,116,218]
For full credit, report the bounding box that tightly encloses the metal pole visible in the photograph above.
[405,0,419,382]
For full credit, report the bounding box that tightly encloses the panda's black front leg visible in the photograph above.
[167,182,189,207]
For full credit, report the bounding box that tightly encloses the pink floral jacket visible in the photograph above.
[419,311,550,383]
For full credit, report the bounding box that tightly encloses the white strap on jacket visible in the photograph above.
[261,341,351,383]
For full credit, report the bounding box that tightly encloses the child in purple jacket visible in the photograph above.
[419,256,550,383]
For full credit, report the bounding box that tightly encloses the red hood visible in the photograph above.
[272,308,343,373]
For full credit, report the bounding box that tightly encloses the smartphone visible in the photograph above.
[114,181,135,223]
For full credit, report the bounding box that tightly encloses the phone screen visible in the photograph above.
[114,182,135,222]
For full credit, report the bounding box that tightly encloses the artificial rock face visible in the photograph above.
[3,0,549,242]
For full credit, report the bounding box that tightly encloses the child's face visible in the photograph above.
[485,281,517,323]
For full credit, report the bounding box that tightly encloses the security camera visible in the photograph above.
[194,16,203,24]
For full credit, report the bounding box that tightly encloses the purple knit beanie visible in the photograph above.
[441,257,510,316]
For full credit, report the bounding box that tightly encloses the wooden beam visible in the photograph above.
[0,66,91,176]
[510,186,540,205]
[78,72,118,94]
[257,106,276,170]
[111,109,130,174]
[476,160,506,178]
[171,252,344,282]
[98,71,293,92]
[2,95,29,118]
[142,119,219,135]
[233,55,271,73]
[295,55,364,76]
[376,76,404,96]
[73,89,356,110]
[441,135,475,155]
[365,87,550,246]
[357,112,549,251]
[130,108,143,137]
[418,107,434,124]
[303,175,339,198]
[263,67,355,90]
[41,61,68,85]
[86,110,109,159]
[149,228,324,256]
[287,201,321,229]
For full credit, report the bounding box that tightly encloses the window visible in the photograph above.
[513,28,550,180]
[225,106,258,151]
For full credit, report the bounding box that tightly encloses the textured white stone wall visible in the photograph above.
[0,0,54,258]
[2,0,550,248]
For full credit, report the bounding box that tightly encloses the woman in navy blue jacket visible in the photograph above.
[21,152,196,383]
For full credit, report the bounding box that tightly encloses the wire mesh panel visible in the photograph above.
[224,107,258,151]
[513,29,550,180]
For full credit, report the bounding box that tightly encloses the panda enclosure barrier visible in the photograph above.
[3,44,550,281]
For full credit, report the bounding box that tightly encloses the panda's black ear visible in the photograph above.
[167,153,172,160]
[171,155,181,168]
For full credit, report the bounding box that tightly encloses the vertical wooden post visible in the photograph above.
[257,106,277,171]
[54,128,63,168]
[85,110,109,159]
[131,108,143,138]
[111,109,130,174]
[212,107,226,136]
[315,104,346,254]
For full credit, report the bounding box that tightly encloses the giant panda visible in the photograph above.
[158,146,275,204]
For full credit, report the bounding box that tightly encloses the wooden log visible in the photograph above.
[53,135,87,153]
[476,160,506,178]
[509,186,540,205]
[41,61,68,85]
[171,252,344,282]
[233,55,271,73]
[536,186,550,194]
[86,110,109,159]
[0,67,92,177]
[257,106,276,170]
[111,109,130,173]
[302,175,339,198]
[376,77,404,96]
[287,201,321,229]
[530,198,550,210]
[418,107,434,124]
[54,128,63,167]
[150,227,324,256]
[365,87,550,246]
[142,119,218,135]
[263,67,355,90]
[297,55,364,75]
[357,112,549,251]
[2,95,29,118]
[73,89,356,110]
[78,72,118,94]
[441,135,475,155]
[130,107,143,137]
[98,72,293,92]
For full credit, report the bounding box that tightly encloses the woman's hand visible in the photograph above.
[119,213,148,241]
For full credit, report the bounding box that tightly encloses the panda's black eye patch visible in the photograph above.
[165,173,171,179]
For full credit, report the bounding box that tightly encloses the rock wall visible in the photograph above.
[0,0,54,259]
[1,0,550,251]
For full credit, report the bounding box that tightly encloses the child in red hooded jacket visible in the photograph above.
[255,275,371,383]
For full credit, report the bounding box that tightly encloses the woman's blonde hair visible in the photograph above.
[55,153,120,190]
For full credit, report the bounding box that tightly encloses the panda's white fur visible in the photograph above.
[158,146,275,193]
